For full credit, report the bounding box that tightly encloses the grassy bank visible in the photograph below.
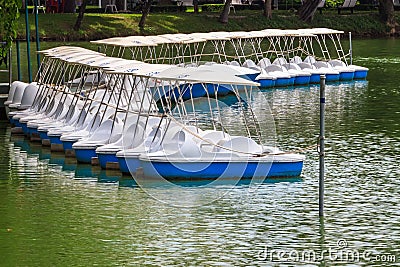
[15,9,398,41]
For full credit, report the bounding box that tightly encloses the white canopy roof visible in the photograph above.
[91,28,343,49]
[153,65,259,86]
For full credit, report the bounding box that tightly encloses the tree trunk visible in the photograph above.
[193,0,199,14]
[379,0,397,34]
[64,0,76,13]
[139,0,152,28]
[116,0,124,11]
[263,0,272,19]
[73,0,88,31]
[298,0,321,23]
[219,0,233,24]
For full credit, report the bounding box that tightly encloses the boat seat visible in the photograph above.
[18,83,38,110]
[121,123,145,148]
[85,119,115,142]
[242,59,257,68]
[329,59,347,67]
[220,136,263,155]
[283,63,302,71]
[313,61,330,69]
[5,81,27,106]
[198,130,231,152]
[298,62,313,70]
[304,56,316,64]
[258,58,271,69]
[290,56,303,64]
[265,64,285,72]
[273,57,288,66]
[9,82,29,107]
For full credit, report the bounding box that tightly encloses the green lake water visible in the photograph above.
[0,39,399,266]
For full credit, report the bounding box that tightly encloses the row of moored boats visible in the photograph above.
[5,28,368,181]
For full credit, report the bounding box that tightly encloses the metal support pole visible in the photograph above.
[8,47,12,88]
[319,75,326,217]
[16,40,21,81]
[34,0,41,73]
[24,0,32,83]
[349,32,352,65]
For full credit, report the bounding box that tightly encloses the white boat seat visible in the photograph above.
[273,57,288,66]
[304,56,316,64]
[329,59,347,67]
[298,62,313,70]
[265,64,285,72]
[290,56,303,64]
[313,61,330,69]
[283,63,302,71]
[220,136,263,155]
[258,58,271,68]
[242,59,257,68]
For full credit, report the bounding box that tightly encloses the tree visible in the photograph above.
[263,0,272,19]
[74,0,88,31]
[378,0,397,34]
[139,0,152,28]
[0,0,20,66]
[298,0,321,23]
[193,0,199,14]
[219,0,233,24]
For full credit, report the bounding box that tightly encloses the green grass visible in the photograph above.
[15,9,398,41]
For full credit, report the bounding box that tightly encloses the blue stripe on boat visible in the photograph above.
[75,148,97,163]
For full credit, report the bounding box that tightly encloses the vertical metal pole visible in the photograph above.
[24,0,32,83]
[16,40,21,81]
[34,0,41,73]
[349,32,352,65]
[8,47,12,88]
[319,75,326,217]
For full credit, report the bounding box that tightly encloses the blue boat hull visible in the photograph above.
[97,153,119,169]
[274,78,292,87]
[258,79,275,88]
[117,157,130,174]
[21,123,29,134]
[339,72,354,81]
[14,120,22,127]
[140,160,303,180]
[354,70,368,79]
[164,83,207,101]
[62,140,75,151]
[294,76,311,85]
[309,74,321,84]
[75,148,97,163]
[206,84,231,97]
[117,156,136,174]
[244,73,259,82]
[38,130,49,140]
[325,73,340,82]
[27,126,38,137]
[49,135,63,144]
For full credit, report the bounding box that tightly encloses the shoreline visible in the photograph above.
[16,10,400,42]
